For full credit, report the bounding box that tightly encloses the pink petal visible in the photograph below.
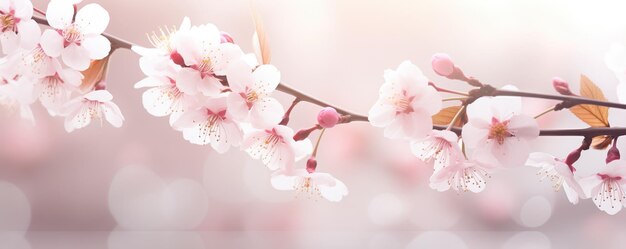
[0,31,19,55]
[248,97,284,129]
[508,115,539,139]
[13,0,33,19]
[252,64,280,94]
[103,102,124,128]
[367,102,395,127]
[226,93,249,122]
[84,90,113,101]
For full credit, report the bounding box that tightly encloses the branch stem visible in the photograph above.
[32,15,134,51]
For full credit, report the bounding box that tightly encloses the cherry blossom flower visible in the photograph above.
[172,96,243,153]
[271,169,348,202]
[132,17,191,70]
[368,60,442,140]
[40,1,111,70]
[462,86,539,167]
[174,23,243,96]
[134,64,198,125]
[579,160,626,215]
[411,130,462,171]
[34,60,82,115]
[526,152,585,204]
[429,150,497,193]
[61,89,124,132]
[17,45,57,77]
[0,0,41,55]
[226,58,284,128]
[0,74,37,123]
[241,125,312,171]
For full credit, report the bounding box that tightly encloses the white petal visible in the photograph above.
[226,93,250,121]
[141,86,176,117]
[248,97,284,128]
[562,182,580,205]
[40,30,64,57]
[461,120,489,148]
[466,97,495,121]
[13,0,33,18]
[61,44,91,70]
[319,178,348,202]
[46,0,74,29]
[134,76,168,89]
[75,3,110,35]
[16,20,41,50]
[209,43,243,75]
[489,138,530,167]
[225,58,254,93]
[103,102,124,128]
[84,89,113,101]
[82,35,111,60]
[508,114,539,139]
[270,173,298,191]
[0,31,19,55]
[411,85,442,115]
[175,68,201,95]
[252,64,280,94]
[368,102,395,127]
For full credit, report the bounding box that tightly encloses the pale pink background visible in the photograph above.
[1,0,626,248]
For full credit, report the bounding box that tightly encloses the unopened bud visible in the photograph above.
[170,51,185,67]
[317,107,341,128]
[431,53,455,77]
[306,157,317,173]
[552,77,574,96]
[220,31,234,44]
[606,139,621,164]
[564,148,582,167]
[293,125,321,141]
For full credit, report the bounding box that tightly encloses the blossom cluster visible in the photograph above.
[0,0,123,132]
[368,55,626,215]
[132,17,348,201]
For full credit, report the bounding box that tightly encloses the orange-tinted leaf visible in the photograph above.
[251,5,271,64]
[569,75,610,127]
[80,57,110,91]
[432,106,464,127]
[591,135,613,150]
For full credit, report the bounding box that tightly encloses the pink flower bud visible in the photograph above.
[293,125,321,141]
[431,53,455,77]
[170,51,185,67]
[564,148,582,167]
[552,77,574,96]
[317,107,340,128]
[306,157,317,173]
[220,31,234,44]
[606,139,621,164]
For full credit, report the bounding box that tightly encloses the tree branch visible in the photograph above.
[32,15,134,51]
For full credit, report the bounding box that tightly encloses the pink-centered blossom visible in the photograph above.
[579,160,626,215]
[34,59,82,115]
[0,73,37,123]
[173,96,243,153]
[0,0,41,54]
[271,169,348,202]
[241,125,312,171]
[411,130,463,171]
[462,86,539,167]
[226,58,284,128]
[526,152,585,204]
[61,89,124,132]
[134,64,198,126]
[40,1,111,70]
[368,60,442,140]
[429,150,497,193]
[174,23,243,96]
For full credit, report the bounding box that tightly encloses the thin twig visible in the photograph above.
[32,16,134,51]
